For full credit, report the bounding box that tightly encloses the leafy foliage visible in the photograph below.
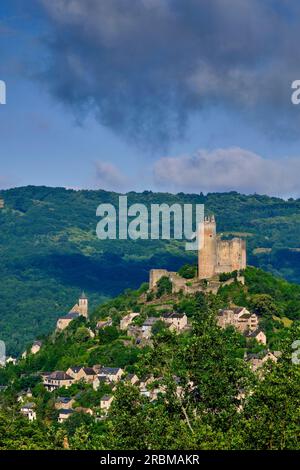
[156,276,173,297]
[178,264,197,279]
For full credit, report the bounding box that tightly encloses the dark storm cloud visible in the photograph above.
[37,0,300,146]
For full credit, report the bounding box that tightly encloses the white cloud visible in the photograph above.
[153,147,300,197]
[95,161,129,192]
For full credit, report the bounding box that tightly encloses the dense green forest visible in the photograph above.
[0,267,299,450]
[1,186,300,354]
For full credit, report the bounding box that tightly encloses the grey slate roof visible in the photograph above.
[161,312,186,319]
[96,375,108,382]
[59,312,80,320]
[101,395,112,402]
[56,396,73,404]
[245,328,264,338]
[21,402,35,409]
[59,409,74,415]
[48,371,73,381]
[68,366,81,373]
[82,367,95,375]
[99,367,121,375]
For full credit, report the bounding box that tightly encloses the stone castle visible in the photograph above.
[149,215,246,293]
[198,215,246,279]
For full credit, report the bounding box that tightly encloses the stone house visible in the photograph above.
[139,375,155,397]
[20,402,36,421]
[141,318,158,338]
[124,373,139,385]
[160,312,188,332]
[120,313,140,331]
[31,341,42,355]
[55,397,75,410]
[245,328,267,345]
[66,366,82,379]
[93,375,109,390]
[100,395,114,412]
[74,407,93,416]
[217,307,259,333]
[17,388,32,403]
[78,367,97,383]
[96,367,124,383]
[58,409,74,423]
[245,350,278,372]
[66,366,96,383]
[43,371,74,392]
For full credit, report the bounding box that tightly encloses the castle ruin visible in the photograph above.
[198,215,246,279]
[149,215,246,292]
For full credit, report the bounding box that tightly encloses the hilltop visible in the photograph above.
[1,186,300,354]
[0,266,299,450]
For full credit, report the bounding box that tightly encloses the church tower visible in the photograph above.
[198,215,217,279]
[78,291,88,318]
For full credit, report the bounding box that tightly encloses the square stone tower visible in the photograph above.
[198,215,246,280]
[198,215,217,279]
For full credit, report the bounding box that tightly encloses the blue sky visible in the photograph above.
[1,0,300,197]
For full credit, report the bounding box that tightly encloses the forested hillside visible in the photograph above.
[1,186,300,354]
[0,267,299,450]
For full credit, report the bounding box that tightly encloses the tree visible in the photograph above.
[64,412,94,437]
[237,325,300,449]
[74,327,91,343]
[178,264,197,279]
[152,320,168,336]
[98,326,119,344]
[250,294,279,319]
[156,276,172,298]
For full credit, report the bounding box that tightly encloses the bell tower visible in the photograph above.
[78,291,88,318]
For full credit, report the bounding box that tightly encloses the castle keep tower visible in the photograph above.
[198,215,217,279]
[198,215,246,280]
